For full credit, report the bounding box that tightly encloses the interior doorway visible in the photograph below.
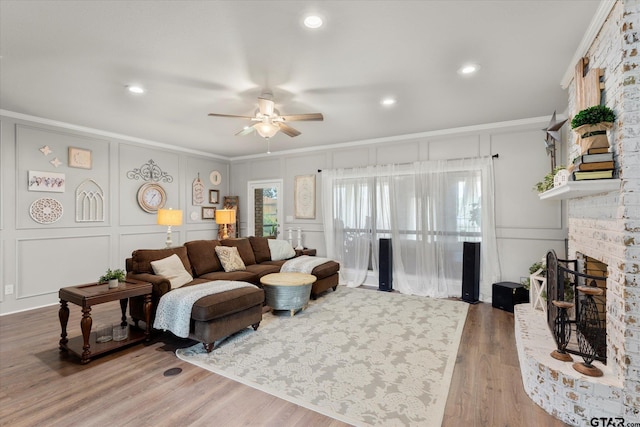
[247,179,283,238]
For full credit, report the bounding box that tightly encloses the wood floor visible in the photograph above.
[0,297,567,427]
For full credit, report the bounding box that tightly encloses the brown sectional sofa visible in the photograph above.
[125,236,339,351]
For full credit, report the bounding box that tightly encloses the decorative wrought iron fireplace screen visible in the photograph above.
[546,250,607,363]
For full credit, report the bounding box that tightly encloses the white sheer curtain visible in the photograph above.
[322,157,501,300]
[322,166,375,287]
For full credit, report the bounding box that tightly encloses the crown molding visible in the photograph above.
[230,115,555,162]
[0,109,230,161]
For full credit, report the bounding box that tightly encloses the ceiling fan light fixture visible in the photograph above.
[303,15,323,29]
[256,122,279,139]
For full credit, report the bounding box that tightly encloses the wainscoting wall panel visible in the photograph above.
[428,135,481,160]
[1,114,228,315]
[230,117,567,287]
[16,234,110,299]
[15,124,111,230]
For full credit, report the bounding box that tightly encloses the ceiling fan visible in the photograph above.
[208,92,323,140]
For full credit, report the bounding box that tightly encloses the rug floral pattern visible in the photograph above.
[177,286,468,427]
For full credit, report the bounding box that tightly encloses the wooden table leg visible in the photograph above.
[80,306,92,364]
[143,294,152,341]
[59,300,69,351]
[120,298,128,327]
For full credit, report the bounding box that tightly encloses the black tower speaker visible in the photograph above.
[461,241,480,304]
[379,238,393,292]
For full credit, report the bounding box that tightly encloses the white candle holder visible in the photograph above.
[295,228,304,250]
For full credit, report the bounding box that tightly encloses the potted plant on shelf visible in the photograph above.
[99,268,125,289]
[533,165,566,194]
[571,105,615,154]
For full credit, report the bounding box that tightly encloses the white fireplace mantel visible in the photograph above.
[538,180,621,200]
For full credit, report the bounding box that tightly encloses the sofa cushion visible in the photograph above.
[198,270,258,283]
[221,238,256,265]
[215,246,246,272]
[244,263,281,278]
[150,254,193,289]
[191,286,264,322]
[249,236,271,263]
[132,246,191,275]
[185,240,222,276]
[268,239,296,261]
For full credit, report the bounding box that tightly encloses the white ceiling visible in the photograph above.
[0,1,601,158]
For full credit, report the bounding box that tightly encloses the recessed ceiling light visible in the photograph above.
[458,64,480,76]
[303,15,323,29]
[127,85,145,94]
[381,98,396,106]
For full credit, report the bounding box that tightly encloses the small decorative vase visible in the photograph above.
[108,279,119,289]
[574,122,612,154]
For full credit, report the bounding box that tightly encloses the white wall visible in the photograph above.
[230,118,568,288]
[0,113,569,314]
[0,114,230,315]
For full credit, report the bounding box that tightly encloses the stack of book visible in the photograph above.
[572,147,615,181]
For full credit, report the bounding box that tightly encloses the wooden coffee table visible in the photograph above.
[58,279,152,364]
[260,273,317,317]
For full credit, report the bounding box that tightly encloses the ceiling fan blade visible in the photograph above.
[208,113,255,119]
[280,113,324,122]
[235,125,256,136]
[258,98,275,116]
[278,123,301,137]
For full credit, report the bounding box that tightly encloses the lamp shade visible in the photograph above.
[157,208,183,226]
[215,209,236,225]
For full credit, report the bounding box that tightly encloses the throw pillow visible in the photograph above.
[249,236,272,263]
[151,254,193,289]
[214,246,246,272]
[268,239,296,261]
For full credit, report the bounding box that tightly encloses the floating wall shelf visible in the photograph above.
[538,180,620,200]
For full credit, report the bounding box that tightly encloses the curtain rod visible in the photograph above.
[317,153,499,173]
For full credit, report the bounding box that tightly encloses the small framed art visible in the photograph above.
[68,147,92,169]
[202,206,216,220]
[209,189,219,204]
[28,170,65,192]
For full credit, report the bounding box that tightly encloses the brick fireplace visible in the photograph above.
[515,1,639,425]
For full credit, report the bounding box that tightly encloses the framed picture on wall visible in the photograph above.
[294,174,316,219]
[209,189,219,204]
[28,170,65,192]
[201,206,216,220]
[68,147,92,169]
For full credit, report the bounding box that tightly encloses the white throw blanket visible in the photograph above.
[154,280,257,338]
[281,255,330,274]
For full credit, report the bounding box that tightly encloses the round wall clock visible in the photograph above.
[137,183,167,213]
[209,170,222,186]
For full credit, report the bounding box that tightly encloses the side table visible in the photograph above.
[58,280,152,364]
[260,272,317,317]
[295,248,316,257]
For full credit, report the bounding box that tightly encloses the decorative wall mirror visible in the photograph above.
[247,179,283,238]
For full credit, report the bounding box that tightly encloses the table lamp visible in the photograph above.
[157,208,183,248]
[215,209,236,239]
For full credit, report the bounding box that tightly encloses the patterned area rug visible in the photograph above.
[176,286,468,426]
